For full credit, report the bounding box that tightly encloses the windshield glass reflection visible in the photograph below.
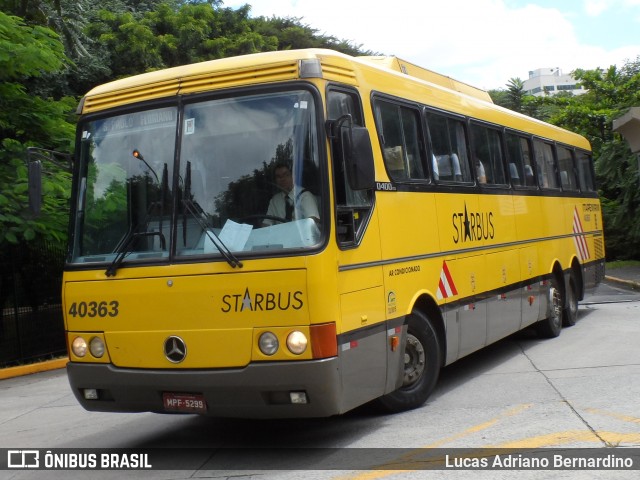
[177,90,322,257]
[71,90,323,267]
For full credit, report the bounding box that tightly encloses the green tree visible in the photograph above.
[0,11,75,245]
[568,62,640,259]
[505,77,525,113]
[84,1,370,83]
[494,59,640,259]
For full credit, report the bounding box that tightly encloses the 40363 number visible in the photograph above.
[68,301,119,318]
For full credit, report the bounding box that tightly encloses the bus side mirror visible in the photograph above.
[342,126,375,190]
[28,160,43,216]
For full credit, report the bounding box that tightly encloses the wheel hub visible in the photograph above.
[403,334,426,387]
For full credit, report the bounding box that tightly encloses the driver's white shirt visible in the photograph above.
[265,187,319,225]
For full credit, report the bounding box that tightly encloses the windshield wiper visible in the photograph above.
[104,149,171,277]
[105,230,166,277]
[181,198,243,269]
[182,160,242,269]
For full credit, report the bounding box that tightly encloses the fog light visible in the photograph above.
[83,388,98,400]
[286,331,308,354]
[89,337,105,358]
[72,337,87,357]
[290,391,308,404]
[259,332,279,356]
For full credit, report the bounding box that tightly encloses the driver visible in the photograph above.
[263,163,319,226]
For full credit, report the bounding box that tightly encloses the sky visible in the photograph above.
[223,0,640,90]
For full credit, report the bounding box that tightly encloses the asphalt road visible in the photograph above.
[1,280,639,479]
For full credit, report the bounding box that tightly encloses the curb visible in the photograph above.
[605,275,640,291]
[0,357,68,381]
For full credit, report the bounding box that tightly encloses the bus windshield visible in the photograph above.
[71,89,324,267]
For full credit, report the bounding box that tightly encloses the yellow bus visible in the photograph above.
[52,49,604,417]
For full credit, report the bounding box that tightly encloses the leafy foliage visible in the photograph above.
[1,1,369,250]
[0,11,75,246]
[4,1,640,259]
[491,58,640,259]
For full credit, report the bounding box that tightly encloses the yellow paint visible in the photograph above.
[585,408,640,425]
[331,403,640,480]
[0,357,68,380]
[490,430,640,449]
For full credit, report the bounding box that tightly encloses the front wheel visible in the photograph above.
[376,310,441,413]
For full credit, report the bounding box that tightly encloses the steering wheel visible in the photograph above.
[237,214,287,227]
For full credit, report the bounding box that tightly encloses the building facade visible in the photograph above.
[523,67,585,97]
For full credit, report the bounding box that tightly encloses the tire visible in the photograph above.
[536,275,563,338]
[562,277,579,327]
[376,310,441,413]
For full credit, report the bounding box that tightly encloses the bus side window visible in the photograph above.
[426,111,473,182]
[327,88,373,246]
[533,139,560,189]
[506,132,536,188]
[374,100,426,181]
[557,146,579,191]
[576,151,596,192]
[470,122,506,186]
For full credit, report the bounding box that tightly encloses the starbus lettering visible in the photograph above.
[452,203,494,244]
[221,288,304,313]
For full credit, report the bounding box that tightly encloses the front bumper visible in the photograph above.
[67,357,342,418]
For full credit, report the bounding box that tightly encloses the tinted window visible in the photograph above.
[327,89,373,246]
[576,151,596,192]
[533,140,559,189]
[505,132,536,188]
[426,112,472,182]
[470,123,506,185]
[375,101,426,181]
[557,146,579,191]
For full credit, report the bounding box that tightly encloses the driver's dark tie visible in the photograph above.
[285,195,293,221]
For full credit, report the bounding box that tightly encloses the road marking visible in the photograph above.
[332,404,533,480]
[585,408,640,425]
[489,430,640,449]
[331,403,640,480]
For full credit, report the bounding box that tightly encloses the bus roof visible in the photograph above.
[357,56,493,103]
[81,49,495,111]
[78,48,590,151]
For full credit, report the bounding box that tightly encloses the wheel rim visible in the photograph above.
[402,333,426,387]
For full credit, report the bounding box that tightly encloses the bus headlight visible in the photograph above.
[71,337,87,357]
[89,337,105,358]
[286,331,308,355]
[259,332,279,356]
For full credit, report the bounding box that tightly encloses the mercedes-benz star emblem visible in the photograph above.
[164,336,187,363]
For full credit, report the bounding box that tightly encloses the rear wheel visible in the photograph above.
[562,276,579,327]
[536,275,563,338]
[376,310,441,412]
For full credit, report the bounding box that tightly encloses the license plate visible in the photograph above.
[162,392,207,413]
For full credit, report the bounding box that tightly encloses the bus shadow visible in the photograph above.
[117,309,599,456]
[433,306,596,400]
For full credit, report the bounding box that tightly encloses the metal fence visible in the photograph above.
[0,242,66,367]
